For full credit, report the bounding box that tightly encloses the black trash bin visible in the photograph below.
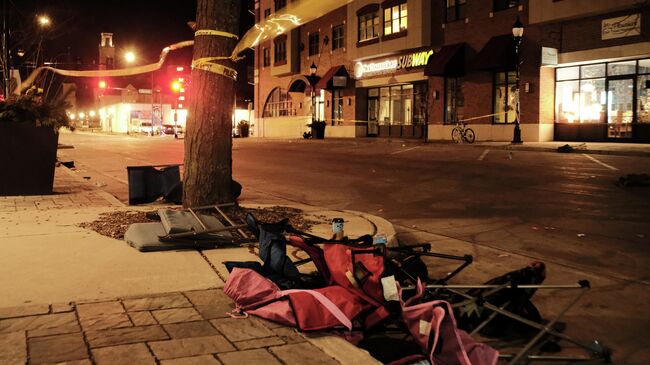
[127,164,181,205]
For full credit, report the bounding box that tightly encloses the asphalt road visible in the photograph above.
[58,131,650,363]
[58,131,650,282]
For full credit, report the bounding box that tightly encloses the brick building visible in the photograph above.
[254,0,650,142]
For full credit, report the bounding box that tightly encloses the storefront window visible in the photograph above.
[371,84,426,126]
[332,90,344,123]
[556,81,579,124]
[445,77,464,124]
[637,75,650,123]
[581,64,605,79]
[379,87,390,124]
[639,59,650,74]
[413,83,428,125]
[579,79,606,123]
[314,89,325,122]
[493,71,516,124]
[608,61,636,76]
[556,66,579,81]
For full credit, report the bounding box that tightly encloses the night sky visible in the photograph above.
[6,0,255,67]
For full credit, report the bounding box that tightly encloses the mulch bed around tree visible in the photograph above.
[77,205,325,240]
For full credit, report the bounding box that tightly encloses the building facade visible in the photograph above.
[254,0,650,142]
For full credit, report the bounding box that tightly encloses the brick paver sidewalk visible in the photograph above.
[0,165,122,212]
[0,289,341,365]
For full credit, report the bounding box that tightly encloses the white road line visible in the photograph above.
[390,146,419,155]
[582,154,618,171]
[478,149,490,161]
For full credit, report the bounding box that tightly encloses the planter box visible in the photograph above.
[0,124,59,196]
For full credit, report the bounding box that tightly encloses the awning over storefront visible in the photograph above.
[315,65,350,91]
[424,43,466,76]
[471,34,517,71]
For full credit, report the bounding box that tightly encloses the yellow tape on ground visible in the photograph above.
[195,29,239,40]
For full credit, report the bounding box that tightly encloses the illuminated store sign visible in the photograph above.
[354,50,433,78]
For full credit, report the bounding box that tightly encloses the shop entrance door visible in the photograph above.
[606,77,635,139]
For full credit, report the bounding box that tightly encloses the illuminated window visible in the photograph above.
[358,12,379,42]
[309,32,319,56]
[263,88,294,117]
[372,83,426,125]
[383,2,407,36]
[493,71,517,124]
[446,0,466,23]
[332,25,345,50]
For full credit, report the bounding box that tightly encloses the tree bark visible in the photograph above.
[183,0,241,208]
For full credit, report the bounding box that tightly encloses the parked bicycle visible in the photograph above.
[451,121,475,144]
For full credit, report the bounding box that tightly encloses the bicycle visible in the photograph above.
[451,121,475,144]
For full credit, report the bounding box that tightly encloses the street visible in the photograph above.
[57,131,650,363]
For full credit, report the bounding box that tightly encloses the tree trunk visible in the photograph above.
[183,0,241,208]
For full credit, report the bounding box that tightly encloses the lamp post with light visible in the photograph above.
[307,61,318,137]
[35,15,51,68]
[511,16,524,144]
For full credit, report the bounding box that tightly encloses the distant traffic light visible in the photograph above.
[171,80,182,92]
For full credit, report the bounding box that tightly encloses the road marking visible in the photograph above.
[477,149,490,161]
[390,146,419,155]
[582,154,618,171]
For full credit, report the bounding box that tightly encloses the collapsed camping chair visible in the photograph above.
[124,203,256,251]
[224,213,500,364]
[413,276,611,363]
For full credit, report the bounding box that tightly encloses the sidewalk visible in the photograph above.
[0,165,388,364]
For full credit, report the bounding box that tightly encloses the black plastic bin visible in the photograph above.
[127,164,181,205]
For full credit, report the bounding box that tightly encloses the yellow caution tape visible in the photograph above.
[195,29,239,40]
[14,40,195,94]
[192,57,238,81]
[231,0,354,58]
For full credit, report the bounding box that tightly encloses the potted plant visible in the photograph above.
[237,120,250,138]
[308,120,326,139]
[0,95,71,196]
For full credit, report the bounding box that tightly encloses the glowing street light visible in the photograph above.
[37,15,51,28]
[89,110,96,117]
[124,51,136,64]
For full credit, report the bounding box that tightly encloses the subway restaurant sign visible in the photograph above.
[354,49,433,79]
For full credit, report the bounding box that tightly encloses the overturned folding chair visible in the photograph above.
[125,203,256,252]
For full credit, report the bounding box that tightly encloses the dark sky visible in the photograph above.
[7,0,253,66]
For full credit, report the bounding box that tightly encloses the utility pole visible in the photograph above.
[183,0,241,207]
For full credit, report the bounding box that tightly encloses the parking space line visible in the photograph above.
[477,149,490,161]
[582,154,618,171]
[390,146,419,155]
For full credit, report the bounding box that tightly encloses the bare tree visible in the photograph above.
[183,0,241,207]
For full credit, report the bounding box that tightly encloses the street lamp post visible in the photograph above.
[511,16,524,144]
[308,62,317,137]
[35,15,51,68]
